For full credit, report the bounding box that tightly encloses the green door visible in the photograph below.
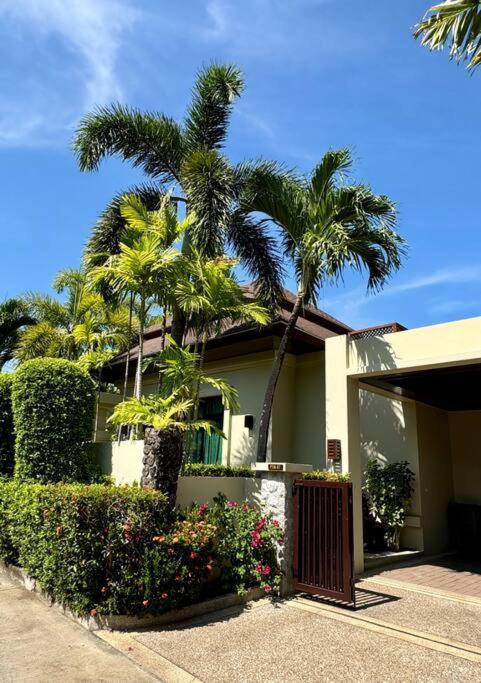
[186,396,224,464]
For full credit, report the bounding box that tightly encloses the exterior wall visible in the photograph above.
[95,440,144,484]
[271,358,296,464]
[292,352,326,468]
[449,411,481,505]
[95,392,122,442]
[416,403,454,555]
[360,389,422,550]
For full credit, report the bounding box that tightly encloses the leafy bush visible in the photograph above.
[0,480,170,615]
[303,470,350,482]
[0,375,14,476]
[12,358,96,482]
[181,463,255,478]
[363,459,415,551]
[0,483,283,616]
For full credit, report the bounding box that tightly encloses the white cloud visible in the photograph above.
[0,0,139,147]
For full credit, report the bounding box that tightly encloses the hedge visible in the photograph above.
[0,375,14,476]
[0,483,283,616]
[12,358,96,483]
[303,470,350,482]
[0,479,170,615]
[182,463,255,478]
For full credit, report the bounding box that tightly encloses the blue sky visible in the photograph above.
[0,0,480,330]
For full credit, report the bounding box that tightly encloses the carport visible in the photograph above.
[325,316,481,575]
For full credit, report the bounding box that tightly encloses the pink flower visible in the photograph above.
[198,503,208,517]
[227,501,239,507]
[142,599,150,607]
[90,608,97,616]
[254,564,262,574]
[161,593,168,600]
[251,530,263,548]
[272,520,280,528]
[256,517,267,530]
[264,586,272,594]
[262,565,271,576]
[190,551,198,559]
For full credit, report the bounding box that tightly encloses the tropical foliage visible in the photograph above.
[414,0,481,70]
[241,148,405,461]
[0,298,36,369]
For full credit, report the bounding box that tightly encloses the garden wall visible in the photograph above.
[93,441,261,507]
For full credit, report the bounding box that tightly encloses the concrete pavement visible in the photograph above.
[0,575,157,682]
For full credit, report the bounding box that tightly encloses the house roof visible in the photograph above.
[104,288,351,379]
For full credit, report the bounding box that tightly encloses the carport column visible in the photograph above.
[325,335,364,574]
[255,463,312,595]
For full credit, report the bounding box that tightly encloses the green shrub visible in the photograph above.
[0,375,14,476]
[0,480,170,615]
[303,469,350,482]
[12,358,96,482]
[363,459,415,551]
[181,463,255,478]
[0,484,283,616]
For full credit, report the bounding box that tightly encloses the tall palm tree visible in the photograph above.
[74,63,283,344]
[414,0,481,70]
[242,149,406,462]
[0,298,36,370]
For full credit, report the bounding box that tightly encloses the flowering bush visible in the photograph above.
[0,482,283,617]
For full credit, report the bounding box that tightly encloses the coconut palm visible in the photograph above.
[74,63,283,343]
[414,0,481,70]
[0,298,36,370]
[242,148,406,462]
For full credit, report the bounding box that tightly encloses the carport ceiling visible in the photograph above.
[363,363,481,411]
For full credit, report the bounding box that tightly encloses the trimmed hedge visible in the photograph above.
[0,483,283,616]
[0,375,14,476]
[303,470,350,482]
[0,479,170,615]
[181,463,255,478]
[12,358,96,483]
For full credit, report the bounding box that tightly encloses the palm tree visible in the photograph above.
[242,149,406,462]
[109,346,239,503]
[88,195,185,402]
[74,63,283,343]
[414,0,481,70]
[0,298,36,370]
[15,269,131,364]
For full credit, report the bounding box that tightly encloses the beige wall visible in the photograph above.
[449,411,481,505]
[416,403,454,555]
[292,353,326,468]
[360,389,422,550]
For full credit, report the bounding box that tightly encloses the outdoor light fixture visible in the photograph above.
[244,415,254,430]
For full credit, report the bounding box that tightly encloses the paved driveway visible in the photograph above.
[102,584,481,683]
[0,575,155,682]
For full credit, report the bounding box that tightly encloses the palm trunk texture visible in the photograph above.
[141,427,183,507]
[256,294,304,462]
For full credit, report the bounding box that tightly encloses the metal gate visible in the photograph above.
[293,480,354,604]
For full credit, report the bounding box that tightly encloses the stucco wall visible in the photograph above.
[449,411,481,505]
[416,403,454,555]
[360,390,422,549]
[292,353,326,468]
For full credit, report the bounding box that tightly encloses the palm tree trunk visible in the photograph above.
[135,294,145,401]
[193,329,208,421]
[141,426,183,506]
[118,293,134,444]
[256,293,304,463]
[157,305,167,393]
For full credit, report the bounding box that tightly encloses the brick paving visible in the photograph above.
[369,555,481,598]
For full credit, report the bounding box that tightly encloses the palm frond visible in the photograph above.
[414,0,481,69]
[74,103,185,182]
[184,63,244,151]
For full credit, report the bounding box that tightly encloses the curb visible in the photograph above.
[0,560,265,632]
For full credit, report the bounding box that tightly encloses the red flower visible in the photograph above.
[161,593,168,600]
[190,551,198,559]
[256,517,266,530]
[262,565,271,576]
[90,608,97,616]
[251,530,263,548]
[254,564,262,574]
[206,564,213,572]
[198,503,208,517]
[101,586,109,594]
[272,520,280,528]
[264,585,272,594]
[142,599,150,607]
[226,501,239,507]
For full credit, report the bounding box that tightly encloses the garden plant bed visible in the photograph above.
[0,560,265,632]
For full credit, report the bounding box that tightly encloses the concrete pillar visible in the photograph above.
[325,336,364,574]
[255,463,312,594]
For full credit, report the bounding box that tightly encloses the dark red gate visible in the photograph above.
[293,480,354,604]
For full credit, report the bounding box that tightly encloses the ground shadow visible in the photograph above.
[297,586,400,611]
